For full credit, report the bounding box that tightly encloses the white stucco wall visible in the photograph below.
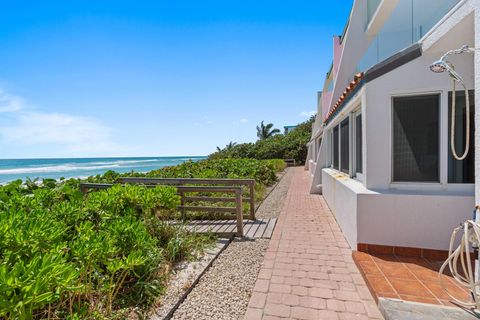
[320,7,476,251]
[323,168,474,250]
[365,49,474,190]
[357,192,474,250]
[322,169,359,248]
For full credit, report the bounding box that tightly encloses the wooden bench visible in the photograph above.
[80,182,247,237]
[118,177,256,220]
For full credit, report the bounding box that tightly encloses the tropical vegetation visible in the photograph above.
[0,158,284,319]
[256,121,280,140]
[210,116,315,164]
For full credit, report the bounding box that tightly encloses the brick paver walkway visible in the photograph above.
[245,167,383,320]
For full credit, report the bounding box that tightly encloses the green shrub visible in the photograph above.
[209,116,315,164]
[0,182,211,319]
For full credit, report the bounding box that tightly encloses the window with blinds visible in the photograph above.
[392,94,439,182]
[333,126,339,169]
[355,114,362,174]
[340,118,350,174]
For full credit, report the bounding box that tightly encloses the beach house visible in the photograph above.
[306,0,479,254]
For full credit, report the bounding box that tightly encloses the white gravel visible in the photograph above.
[149,239,229,320]
[256,167,293,219]
[172,238,269,320]
[165,168,292,319]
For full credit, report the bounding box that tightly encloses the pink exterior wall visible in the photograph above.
[333,36,342,75]
[321,91,333,120]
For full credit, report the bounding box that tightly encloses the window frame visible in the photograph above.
[390,92,442,185]
[339,117,350,174]
[353,110,363,180]
[332,125,340,170]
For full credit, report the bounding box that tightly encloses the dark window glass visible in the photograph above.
[340,118,349,174]
[393,95,439,182]
[448,90,474,183]
[333,126,339,169]
[316,137,322,160]
[355,114,363,174]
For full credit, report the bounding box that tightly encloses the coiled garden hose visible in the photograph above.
[439,219,480,309]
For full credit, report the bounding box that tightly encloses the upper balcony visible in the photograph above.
[357,0,461,73]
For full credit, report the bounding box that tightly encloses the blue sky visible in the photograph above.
[0,1,352,158]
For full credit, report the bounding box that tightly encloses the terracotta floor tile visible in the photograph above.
[364,275,396,295]
[352,251,374,262]
[422,280,470,301]
[370,254,400,264]
[398,256,433,269]
[376,262,414,279]
[388,278,434,297]
[358,261,383,276]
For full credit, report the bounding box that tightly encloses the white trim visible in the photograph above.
[353,110,363,181]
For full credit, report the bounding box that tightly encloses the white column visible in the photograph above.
[475,3,480,216]
[474,2,480,281]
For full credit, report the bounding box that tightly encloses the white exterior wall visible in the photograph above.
[322,169,360,247]
[320,7,476,250]
[365,52,474,190]
[357,192,473,250]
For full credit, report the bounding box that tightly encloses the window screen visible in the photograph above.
[393,95,439,182]
[355,114,362,174]
[333,126,339,169]
[448,90,474,183]
[340,118,350,174]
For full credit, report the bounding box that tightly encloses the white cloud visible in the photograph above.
[233,118,248,126]
[0,90,23,113]
[0,89,123,155]
[299,110,316,117]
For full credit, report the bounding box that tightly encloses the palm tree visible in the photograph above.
[256,121,280,140]
[216,141,237,152]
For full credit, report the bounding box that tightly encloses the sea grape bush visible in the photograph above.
[209,116,315,164]
[0,158,282,318]
[88,158,283,187]
[0,182,210,319]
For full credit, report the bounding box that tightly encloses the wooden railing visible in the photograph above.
[79,181,251,237]
[117,177,256,220]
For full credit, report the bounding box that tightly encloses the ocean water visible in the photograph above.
[0,156,206,184]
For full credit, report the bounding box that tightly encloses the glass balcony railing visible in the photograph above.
[357,0,460,73]
[367,0,382,26]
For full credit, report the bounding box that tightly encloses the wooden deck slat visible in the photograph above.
[211,220,227,232]
[263,218,277,238]
[223,221,237,234]
[216,220,231,233]
[196,220,212,232]
[254,218,268,238]
[242,220,255,235]
[176,218,277,238]
[246,219,262,238]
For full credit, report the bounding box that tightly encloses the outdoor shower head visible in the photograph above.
[429,59,464,82]
[429,45,476,82]
[429,60,448,73]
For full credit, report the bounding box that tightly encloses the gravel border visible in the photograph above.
[148,238,230,320]
[171,238,269,320]
[169,169,293,319]
[255,167,293,219]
